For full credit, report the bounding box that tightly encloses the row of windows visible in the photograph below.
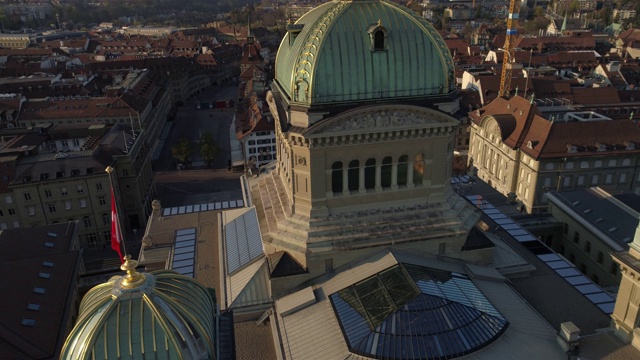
[22,183,103,202]
[86,231,113,247]
[0,208,17,217]
[248,138,275,145]
[248,146,276,154]
[331,154,425,193]
[544,172,630,190]
[42,197,104,214]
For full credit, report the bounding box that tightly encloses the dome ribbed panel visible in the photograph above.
[60,271,216,360]
[274,0,454,107]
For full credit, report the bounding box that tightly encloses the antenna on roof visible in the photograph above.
[129,113,135,139]
[123,131,129,153]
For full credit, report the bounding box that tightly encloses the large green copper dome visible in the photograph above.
[60,259,216,360]
[274,0,455,107]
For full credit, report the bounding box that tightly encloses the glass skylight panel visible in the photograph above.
[21,318,36,326]
[173,228,196,277]
[514,234,537,242]
[225,208,264,274]
[537,254,561,262]
[555,267,581,278]
[488,214,508,220]
[575,284,601,295]
[186,205,193,213]
[507,229,529,236]
[586,293,614,304]
[494,219,513,225]
[546,261,572,270]
[331,264,508,360]
[174,245,195,255]
[597,302,615,314]
[564,275,591,286]
[501,224,520,230]
[482,209,501,215]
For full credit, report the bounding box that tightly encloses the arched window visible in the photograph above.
[413,153,425,184]
[331,162,343,194]
[381,157,392,188]
[397,155,408,186]
[374,30,385,51]
[365,158,376,190]
[348,160,360,191]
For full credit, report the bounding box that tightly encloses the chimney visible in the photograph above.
[556,322,580,357]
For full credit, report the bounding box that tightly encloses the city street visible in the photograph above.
[155,84,239,172]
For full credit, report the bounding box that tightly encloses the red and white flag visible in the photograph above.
[111,188,124,263]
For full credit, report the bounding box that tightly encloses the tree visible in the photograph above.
[534,6,544,18]
[199,132,220,167]
[171,137,194,165]
[568,0,579,15]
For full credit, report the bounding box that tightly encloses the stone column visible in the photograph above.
[391,161,398,190]
[343,168,349,196]
[359,166,365,193]
[375,163,382,192]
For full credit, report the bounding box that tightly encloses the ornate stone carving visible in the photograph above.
[322,110,438,133]
[297,156,307,166]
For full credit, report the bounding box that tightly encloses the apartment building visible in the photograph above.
[0,123,153,249]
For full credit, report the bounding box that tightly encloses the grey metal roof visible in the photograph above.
[466,194,616,314]
[275,250,566,360]
[546,187,638,251]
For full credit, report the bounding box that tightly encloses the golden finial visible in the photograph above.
[288,18,294,25]
[105,166,114,174]
[120,255,146,288]
[377,18,382,27]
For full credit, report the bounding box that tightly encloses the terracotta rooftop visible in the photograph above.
[471,96,640,160]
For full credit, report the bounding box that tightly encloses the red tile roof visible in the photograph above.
[471,96,640,160]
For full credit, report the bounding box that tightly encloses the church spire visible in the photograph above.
[247,14,254,44]
[561,12,567,33]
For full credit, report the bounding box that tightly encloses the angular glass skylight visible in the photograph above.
[331,264,508,360]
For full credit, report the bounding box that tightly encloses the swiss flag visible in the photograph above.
[111,188,124,263]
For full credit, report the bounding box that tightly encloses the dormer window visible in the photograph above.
[368,19,388,52]
[374,30,385,51]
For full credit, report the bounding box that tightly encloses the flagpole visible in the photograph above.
[105,166,128,260]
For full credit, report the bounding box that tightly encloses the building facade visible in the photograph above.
[546,188,633,287]
[468,96,640,213]
[253,0,478,296]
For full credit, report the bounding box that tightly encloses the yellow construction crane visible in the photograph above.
[498,0,521,98]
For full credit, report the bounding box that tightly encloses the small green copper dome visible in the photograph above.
[274,0,455,107]
[60,262,216,360]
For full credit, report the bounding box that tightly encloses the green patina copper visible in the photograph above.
[275,0,455,107]
[60,270,216,360]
